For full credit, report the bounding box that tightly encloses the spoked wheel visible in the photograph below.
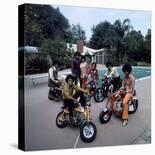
[99,110,112,124]
[94,88,106,103]
[56,111,67,128]
[80,121,97,142]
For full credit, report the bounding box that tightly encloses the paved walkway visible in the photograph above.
[24,76,151,150]
[132,128,151,144]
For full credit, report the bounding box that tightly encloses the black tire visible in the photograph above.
[94,88,106,103]
[52,89,62,101]
[129,99,138,114]
[56,111,67,128]
[80,121,97,143]
[48,89,54,100]
[48,94,54,100]
[54,97,61,102]
[99,110,112,124]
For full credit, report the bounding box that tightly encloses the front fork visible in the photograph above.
[60,109,69,121]
[84,106,91,122]
[106,94,114,112]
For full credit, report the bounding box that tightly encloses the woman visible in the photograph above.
[80,56,89,89]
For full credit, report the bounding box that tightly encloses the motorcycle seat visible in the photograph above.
[61,106,66,109]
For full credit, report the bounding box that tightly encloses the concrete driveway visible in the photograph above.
[24,77,151,151]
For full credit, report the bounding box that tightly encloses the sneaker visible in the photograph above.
[123,119,128,126]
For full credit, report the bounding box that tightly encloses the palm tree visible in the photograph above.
[113,18,133,63]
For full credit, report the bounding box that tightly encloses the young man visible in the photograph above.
[106,64,135,126]
[48,60,60,88]
[104,61,121,94]
[120,64,135,126]
[48,60,61,100]
[62,74,89,119]
[71,52,82,87]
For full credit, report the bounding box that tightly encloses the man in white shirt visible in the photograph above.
[105,62,120,78]
[48,60,60,88]
[104,61,121,94]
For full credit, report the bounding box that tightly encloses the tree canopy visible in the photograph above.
[89,19,151,65]
[24,4,71,46]
[70,24,86,43]
[89,21,115,49]
[21,4,151,71]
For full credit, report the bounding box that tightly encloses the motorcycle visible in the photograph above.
[99,90,138,124]
[48,74,81,101]
[56,95,97,142]
[87,80,97,97]
[94,76,122,103]
[48,81,65,101]
[48,73,68,101]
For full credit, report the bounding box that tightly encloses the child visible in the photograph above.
[80,56,89,89]
[87,62,99,95]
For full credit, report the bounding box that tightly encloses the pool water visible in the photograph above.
[98,66,151,86]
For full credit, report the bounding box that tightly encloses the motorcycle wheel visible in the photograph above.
[56,111,67,128]
[94,88,106,103]
[52,89,62,102]
[48,89,54,100]
[129,99,138,114]
[48,95,53,100]
[99,110,112,124]
[80,121,97,143]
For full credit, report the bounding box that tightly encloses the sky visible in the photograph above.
[53,5,151,41]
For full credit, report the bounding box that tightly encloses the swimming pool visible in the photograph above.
[98,66,151,86]
[98,66,151,79]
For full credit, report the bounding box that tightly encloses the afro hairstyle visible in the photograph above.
[65,74,75,83]
[122,64,132,73]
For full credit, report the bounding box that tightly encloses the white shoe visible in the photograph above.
[123,120,128,126]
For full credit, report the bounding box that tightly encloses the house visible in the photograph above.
[67,43,111,65]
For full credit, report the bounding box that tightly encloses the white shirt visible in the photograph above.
[48,66,58,82]
[105,67,119,78]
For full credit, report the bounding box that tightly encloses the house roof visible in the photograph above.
[67,43,105,56]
